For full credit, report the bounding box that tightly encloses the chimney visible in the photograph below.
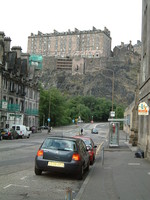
[4,37,11,52]
[121,42,124,47]
[11,46,22,58]
[0,32,5,65]
[0,31,5,40]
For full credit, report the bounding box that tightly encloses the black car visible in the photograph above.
[1,128,19,139]
[91,128,98,134]
[35,136,90,180]
[0,131,2,141]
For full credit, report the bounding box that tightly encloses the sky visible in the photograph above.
[1,0,142,53]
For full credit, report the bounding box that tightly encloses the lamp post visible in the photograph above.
[111,70,114,112]
[101,68,114,112]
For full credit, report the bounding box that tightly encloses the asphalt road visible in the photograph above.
[0,122,108,200]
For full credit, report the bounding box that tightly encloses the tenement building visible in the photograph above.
[27,27,111,58]
[0,32,40,129]
[138,0,150,159]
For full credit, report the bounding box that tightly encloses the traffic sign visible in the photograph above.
[47,118,51,122]
[110,111,115,117]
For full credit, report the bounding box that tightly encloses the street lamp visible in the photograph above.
[101,68,114,112]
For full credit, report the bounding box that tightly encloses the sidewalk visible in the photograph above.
[75,132,150,200]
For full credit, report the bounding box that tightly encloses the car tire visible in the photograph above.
[34,167,42,175]
[86,160,90,171]
[77,165,84,180]
[90,158,94,165]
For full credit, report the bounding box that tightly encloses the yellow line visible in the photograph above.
[96,141,104,155]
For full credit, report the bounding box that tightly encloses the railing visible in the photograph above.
[25,109,39,115]
[8,104,20,112]
[0,102,20,112]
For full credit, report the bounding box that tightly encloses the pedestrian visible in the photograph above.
[48,127,51,133]
[81,128,83,135]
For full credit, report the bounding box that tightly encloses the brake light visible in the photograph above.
[8,132,11,136]
[72,153,81,161]
[37,150,43,157]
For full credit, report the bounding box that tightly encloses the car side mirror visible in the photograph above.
[86,145,92,151]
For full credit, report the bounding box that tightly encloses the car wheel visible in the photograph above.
[34,167,42,175]
[86,160,90,171]
[77,165,84,180]
[90,158,94,165]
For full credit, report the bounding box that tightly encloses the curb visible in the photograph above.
[74,142,104,200]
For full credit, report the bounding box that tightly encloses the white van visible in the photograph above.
[11,125,30,138]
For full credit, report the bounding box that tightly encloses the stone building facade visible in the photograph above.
[0,32,40,129]
[138,0,150,159]
[27,27,111,58]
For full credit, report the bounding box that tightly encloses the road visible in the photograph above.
[0,122,109,200]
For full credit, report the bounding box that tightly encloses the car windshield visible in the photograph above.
[93,129,97,131]
[82,139,91,146]
[42,138,77,151]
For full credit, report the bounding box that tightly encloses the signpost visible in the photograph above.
[138,102,149,115]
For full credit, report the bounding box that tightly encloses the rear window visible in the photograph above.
[82,139,91,146]
[42,138,77,151]
[16,126,20,130]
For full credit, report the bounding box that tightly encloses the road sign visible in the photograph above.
[138,102,149,115]
[110,111,115,117]
[47,118,51,122]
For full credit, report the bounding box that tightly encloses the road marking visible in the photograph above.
[20,176,27,180]
[3,184,12,189]
[128,163,140,166]
[148,172,150,175]
[96,142,104,155]
[3,184,29,189]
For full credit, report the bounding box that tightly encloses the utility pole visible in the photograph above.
[48,97,50,127]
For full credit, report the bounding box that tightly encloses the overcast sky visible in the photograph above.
[1,0,142,52]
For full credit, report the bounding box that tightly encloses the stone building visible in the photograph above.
[138,0,150,159]
[0,32,40,129]
[27,27,111,59]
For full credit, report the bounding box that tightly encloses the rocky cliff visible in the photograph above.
[38,54,140,106]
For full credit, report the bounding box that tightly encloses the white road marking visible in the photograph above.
[148,172,150,175]
[128,163,140,166]
[3,184,29,189]
[20,176,27,180]
[3,184,12,189]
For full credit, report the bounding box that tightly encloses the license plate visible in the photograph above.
[48,161,64,168]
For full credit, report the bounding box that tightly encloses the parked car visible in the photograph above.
[34,136,90,180]
[0,131,3,140]
[40,126,49,129]
[11,125,30,138]
[91,128,98,134]
[74,136,97,165]
[1,128,19,140]
[26,127,32,135]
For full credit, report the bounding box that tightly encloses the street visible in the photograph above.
[0,122,108,200]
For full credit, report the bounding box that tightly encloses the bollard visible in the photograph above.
[102,146,104,166]
[65,187,73,200]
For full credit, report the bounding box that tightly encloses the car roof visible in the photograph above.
[46,135,81,142]
[74,135,92,140]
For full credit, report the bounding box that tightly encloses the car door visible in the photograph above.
[78,140,89,169]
